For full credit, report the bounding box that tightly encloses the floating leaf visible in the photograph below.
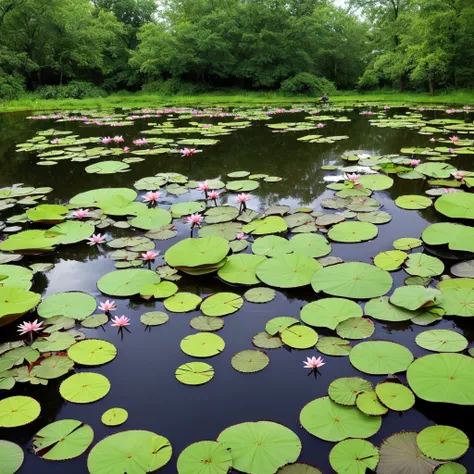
[316,336,352,356]
[349,341,414,375]
[328,377,372,406]
[0,440,23,473]
[217,421,301,474]
[417,426,469,461]
[415,330,468,352]
[357,211,392,224]
[180,333,225,358]
[451,260,474,278]
[365,296,414,322]
[289,234,331,258]
[226,180,259,192]
[164,292,202,312]
[375,382,415,411]
[356,391,388,416]
[336,317,374,340]
[97,269,160,297]
[231,350,270,373]
[329,439,379,474]
[190,316,223,332]
[140,281,178,299]
[405,253,444,277]
[129,208,172,230]
[87,430,172,473]
[38,292,96,320]
[30,355,74,379]
[435,192,474,219]
[165,237,229,268]
[358,174,393,190]
[218,254,266,285]
[436,463,467,474]
[390,285,442,310]
[374,250,408,271]
[59,372,110,404]
[301,298,362,330]
[177,441,233,474]
[0,287,41,325]
[0,396,41,427]
[328,221,378,243]
[81,314,108,328]
[265,317,299,336]
[252,236,291,257]
[300,396,381,442]
[393,237,423,250]
[201,292,243,316]
[252,332,282,349]
[33,419,94,460]
[244,287,276,303]
[170,201,205,218]
[140,311,169,326]
[440,287,474,317]
[395,195,432,209]
[281,325,318,349]
[68,339,117,366]
[175,362,214,385]
[101,408,128,427]
[312,262,392,299]
[0,265,33,290]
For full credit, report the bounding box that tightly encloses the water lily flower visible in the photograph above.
[208,190,219,200]
[201,124,212,129]
[111,316,130,327]
[452,171,466,180]
[51,138,60,144]
[444,188,457,193]
[236,232,247,240]
[410,159,421,166]
[235,193,251,204]
[113,136,124,143]
[429,138,436,142]
[448,148,456,154]
[17,320,43,341]
[199,181,209,191]
[123,146,130,153]
[464,106,472,111]
[99,300,117,312]
[383,105,390,110]
[449,136,459,143]
[133,138,147,146]
[181,148,196,157]
[73,208,89,219]
[346,173,360,183]
[185,213,203,228]
[316,123,325,128]
[419,108,425,112]
[303,356,325,370]
[87,233,106,246]
[101,137,112,144]
[141,250,159,261]
[143,191,160,204]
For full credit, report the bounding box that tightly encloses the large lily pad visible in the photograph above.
[329,439,379,474]
[417,426,469,461]
[301,298,362,330]
[129,208,172,230]
[165,237,229,268]
[422,223,474,253]
[97,269,160,297]
[405,253,444,277]
[415,330,468,352]
[68,339,117,365]
[289,234,331,258]
[38,291,96,320]
[243,216,288,235]
[390,285,442,311]
[217,421,301,474]
[0,440,24,473]
[51,221,95,244]
[218,254,266,285]
[328,221,378,243]
[59,372,110,404]
[435,192,474,219]
[201,292,243,316]
[180,333,225,358]
[0,396,41,427]
[0,287,41,325]
[177,441,233,474]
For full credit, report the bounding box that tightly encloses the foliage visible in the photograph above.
[280,73,336,95]
[37,82,106,100]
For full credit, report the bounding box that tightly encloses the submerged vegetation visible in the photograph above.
[0,104,474,472]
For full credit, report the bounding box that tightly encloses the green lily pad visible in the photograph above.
[435,192,474,219]
[0,396,41,427]
[0,265,34,290]
[140,311,169,326]
[329,439,379,474]
[415,330,468,352]
[85,160,129,174]
[377,432,441,474]
[129,208,172,230]
[26,204,68,223]
[450,260,474,277]
[33,419,94,460]
[440,287,474,316]
[59,372,110,404]
[177,441,233,474]
[281,325,318,349]
[375,382,415,411]
[205,206,239,224]
[393,237,423,250]
[231,349,270,373]
[244,287,276,303]
[373,250,408,271]
[0,440,23,473]
[0,287,41,325]
[180,333,225,358]
[316,336,352,356]
[301,298,362,330]
[311,262,392,299]
[328,221,378,243]
[356,391,388,416]
[81,314,108,328]
[170,201,205,218]
[217,421,301,474]
[435,463,467,474]
[336,317,374,340]
[175,362,215,385]
[358,174,393,190]
[300,396,381,442]
[395,195,432,209]
[265,316,299,336]
[140,281,178,299]
[200,292,243,317]
[101,408,128,426]
[357,211,392,224]
[38,291,96,320]
[277,463,322,473]
[252,236,291,257]
[164,292,202,312]
[328,377,372,406]
[405,253,444,277]
[252,332,282,349]
[417,426,469,461]
[165,237,229,268]
[198,222,243,241]
[365,296,414,322]
[407,353,474,405]
[226,180,259,192]
[256,254,321,288]
[218,254,266,285]
[349,340,414,374]
[67,339,117,366]
[243,216,288,235]
[87,430,172,473]
[190,316,224,332]
[0,229,62,252]
[97,269,160,297]
[133,176,166,190]
[390,285,442,310]
[289,234,331,258]
[30,355,74,379]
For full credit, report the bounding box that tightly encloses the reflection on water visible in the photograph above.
[1,107,473,472]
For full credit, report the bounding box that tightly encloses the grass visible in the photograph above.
[1,90,474,113]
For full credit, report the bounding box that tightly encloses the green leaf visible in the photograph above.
[417,426,469,461]
[217,421,301,474]
[231,349,270,372]
[226,180,259,192]
[0,287,41,324]
[38,291,96,320]
[33,419,94,460]
[435,192,474,219]
[252,236,291,257]
[0,395,41,427]
[0,440,23,473]
[177,441,233,474]
[0,265,33,290]
[140,281,178,299]
[393,237,423,250]
[329,439,379,474]
[51,221,95,244]
[101,408,128,426]
[390,285,442,310]
[436,463,467,474]
[252,331,282,349]
[316,336,352,356]
[218,254,266,285]
[375,382,415,411]
[265,317,299,336]
[358,174,393,190]
[59,372,110,404]
[170,201,206,218]
[30,355,74,379]
[281,325,318,349]
[356,391,388,416]
[180,333,225,358]
[164,292,202,312]
[336,317,374,339]
[289,234,331,258]
[243,216,288,235]
[67,339,117,365]
[129,208,172,230]
[81,314,108,328]
[201,292,243,316]
[140,311,169,326]
[395,195,432,209]
[301,298,362,330]
[244,287,276,303]
[415,329,468,352]
[165,236,229,268]
[190,316,223,332]
[175,362,214,385]
[373,250,408,271]
[97,269,160,297]
[440,287,474,317]
[405,253,444,277]
[328,377,372,406]
[328,221,378,243]
[365,297,415,322]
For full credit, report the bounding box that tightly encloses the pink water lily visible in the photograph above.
[99,300,117,312]
[346,173,360,183]
[236,232,247,240]
[208,190,219,200]
[17,319,43,336]
[52,138,60,144]
[113,136,124,143]
[444,188,457,193]
[123,146,130,153]
[235,193,251,203]
[181,148,196,157]
[143,191,160,203]
[429,138,436,142]
[316,123,325,128]
[185,213,203,227]
[464,106,472,111]
[73,208,89,219]
[449,136,459,143]
[111,315,130,327]
[141,250,159,261]
[199,181,209,191]
[101,137,112,144]
[133,138,147,146]
[383,105,390,110]
[410,159,421,166]
[303,356,325,370]
[453,171,466,180]
[448,148,456,154]
[419,107,425,112]
[87,233,106,246]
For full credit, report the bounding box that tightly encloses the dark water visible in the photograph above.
[1,106,473,473]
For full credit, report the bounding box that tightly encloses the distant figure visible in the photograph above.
[321,92,329,104]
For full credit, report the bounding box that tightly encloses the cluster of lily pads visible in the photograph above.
[1,104,474,473]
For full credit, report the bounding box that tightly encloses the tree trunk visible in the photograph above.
[428,78,434,96]
[60,70,63,86]
[399,75,405,92]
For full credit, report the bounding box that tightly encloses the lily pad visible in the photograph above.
[440,287,474,317]
[289,234,331,258]
[373,250,408,271]
[358,174,393,190]
[395,195,432,210]
[231,350,270,373]
[217,421,301,474]
[0,287,41,325]
[375,382,415,411]
[201,292,243,316]
[81,314,108,328]
[301,298,362,330]
[32,419,94,460]
[38,291,96,320]
[175,362,215,385]
[244,287,276,303]
[129,208,172,230]
[59,372,110,404]
[252,236,291,257]
[328,221,378,243]
[243,216,288,235]
[329,439,379,474]
[165,237,229,268]
[356,391,388,416]
[180,333,225,358]
[405,253,444,277]
[252,332,282,349]
[30,355,74,379]
[336,317,374,340]
[218,254,266,285]
[390,285,442,310]
[0,396,41,427]
[68,339,117,365]
[365,297,414,322]
[328,377,372,406]
[415,330,468,352]
[190,316,224,332]
[101,408,128,426]
[0,440,24,473]
[0,265,33,290]
[97,269,160,297]
[393,237,423,250]
[177,441,233,474]
[281,325,318,349]
[265,316,299,336]
[164,292,202,312]
[417,426,469,461]
[435,192,474,219]
[140,281,178,299]
[140,311,169,326]
[316,337,352,356]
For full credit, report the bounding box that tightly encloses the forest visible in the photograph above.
[0,0,473,100]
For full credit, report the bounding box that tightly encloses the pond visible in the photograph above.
[0,105,474,474]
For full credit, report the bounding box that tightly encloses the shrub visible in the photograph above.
[280,73,336,95]
[141,78,210,95]
[0,72,24,100]
[37,81,106,100]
